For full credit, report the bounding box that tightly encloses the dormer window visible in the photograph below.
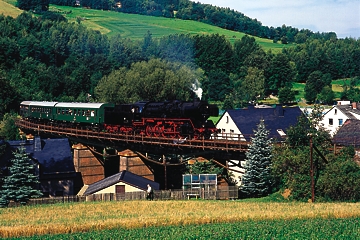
[277,129,286,137]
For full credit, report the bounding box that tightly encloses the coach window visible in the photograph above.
[91,111,95,117]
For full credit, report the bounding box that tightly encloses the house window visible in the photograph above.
[277,129,286,137]
[116,185,125,194]
[329,118,333,125]
[226,116,229,123]
[334,109,337,115]
[339,119,343,125]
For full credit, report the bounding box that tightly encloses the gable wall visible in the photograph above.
[320,106,354,135]
[96,182,142,194]
[216,112,244,140]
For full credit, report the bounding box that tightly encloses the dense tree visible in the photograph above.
[158,34,195,65]
[278,86,296,104]
[233,35,261,72]
[0,147,42,207]
[240,120,273,198]
[193,34,234,74]
[304,71,332,103]
[272,105,333,201]
[317,86,335,105]
[0,72,18,119]
[17,0,49,11]
[265,53,296,95]
[202,69,232,101]
[317,147,360,201]
[241,67,265,102]
[186,160,223,175]
[95,59,200,103]
[0,113,21,141]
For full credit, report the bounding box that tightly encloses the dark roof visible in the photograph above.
[333,104,360,119]
[83,170,160,196]
[333,119,360,147]
[5,137,74,174]
[225,105,303,141]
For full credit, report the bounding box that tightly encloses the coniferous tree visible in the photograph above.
[0,147,41,207]
[240,120,273,197]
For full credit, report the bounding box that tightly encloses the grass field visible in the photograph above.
[0,200,359,238]
[48,5,290,52]
[0,0,22,18]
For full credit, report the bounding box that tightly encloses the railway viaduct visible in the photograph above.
[16,119,249,190]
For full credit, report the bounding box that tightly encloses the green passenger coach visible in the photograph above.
[54,102,115,125]
[20,101,58,121]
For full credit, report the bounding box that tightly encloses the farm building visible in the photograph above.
[79,170,160,196]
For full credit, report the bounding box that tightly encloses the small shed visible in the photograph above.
[80,170,160,196]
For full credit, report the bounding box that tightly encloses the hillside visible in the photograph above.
[0,0,22,17]
[51,5,291,52]
[0,0,290,52]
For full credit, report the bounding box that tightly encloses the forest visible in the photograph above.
[0,1,360,202]
[0,10,359,121]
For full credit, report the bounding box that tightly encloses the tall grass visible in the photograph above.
[0,200,359,238]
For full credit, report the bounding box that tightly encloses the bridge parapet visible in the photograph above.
[16,119,249,152]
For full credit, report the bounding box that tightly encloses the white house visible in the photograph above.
[216,105,303,141]
[320,102,360,136]
[216,104,303,186]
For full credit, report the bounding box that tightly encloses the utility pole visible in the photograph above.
[309,135,315,202]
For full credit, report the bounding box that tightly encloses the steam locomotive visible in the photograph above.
[19,99,219,139]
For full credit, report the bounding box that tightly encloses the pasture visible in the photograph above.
[0,0,22,18]
[0,200,359,238]
[46,5,289,52]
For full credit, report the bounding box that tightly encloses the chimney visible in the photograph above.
[34,136,42,152]
[275,105,284,116]
[352,102,357,109]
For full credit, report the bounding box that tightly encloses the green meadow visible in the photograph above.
[48,5,290,52]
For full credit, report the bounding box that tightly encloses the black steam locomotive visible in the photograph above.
[20,99,219,139]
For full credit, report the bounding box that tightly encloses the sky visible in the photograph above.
[195,0,360,39]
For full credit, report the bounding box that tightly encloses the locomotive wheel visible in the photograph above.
[146,125,165,137]
[164,122,180,138]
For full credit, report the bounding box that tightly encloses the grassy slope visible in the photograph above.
[0,0,22,18]
[49,5,290,52]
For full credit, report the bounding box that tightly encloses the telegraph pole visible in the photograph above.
[309,135,315,202]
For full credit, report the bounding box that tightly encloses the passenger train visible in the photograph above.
[19,100,219,139]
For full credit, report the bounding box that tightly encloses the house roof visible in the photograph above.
[83,170,160,196]
[332,104,360,119]
[333,119,360,147]
[5,137,74,174]
[221,105,303,141]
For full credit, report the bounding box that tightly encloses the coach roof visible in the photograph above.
[54,102,114,108]
[21,101,58,107]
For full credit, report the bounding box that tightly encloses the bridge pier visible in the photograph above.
[72,144,156,185]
